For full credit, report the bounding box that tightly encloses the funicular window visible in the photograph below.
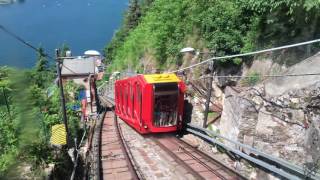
[128,84,133,117]
[116,85,119,110]
[131,84,134,117]
[120,85,123,113]
[126,85,129,115]
[125,84,128,115]
[122,85,126,114]
[153,83,179,127]
[135,84,141,120]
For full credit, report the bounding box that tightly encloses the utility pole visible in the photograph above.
[203,60,215,128]
[56,49,70,147]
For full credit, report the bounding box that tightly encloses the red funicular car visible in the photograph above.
[114,74,186,134]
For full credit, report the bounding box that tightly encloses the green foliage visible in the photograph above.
[126,0,142,30]
[237,0,320,49]
[232,58,243,65]
[104,0,150,64]
[59,43,70,57]
[242,71,261,86]
[0,46,82,177]
[106,0,320,71]
[107,0,250,70]
[0,66,12,89]
[208,112,218,120]
[35,48,49,72]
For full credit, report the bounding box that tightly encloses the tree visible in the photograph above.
[35,47,49,73]
[126,0,142,30]
[59,44,70,57]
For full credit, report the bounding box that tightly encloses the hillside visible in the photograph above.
[105,0,320,72]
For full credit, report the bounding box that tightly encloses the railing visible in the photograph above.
[97,71,137,105]
[186,124,320,180]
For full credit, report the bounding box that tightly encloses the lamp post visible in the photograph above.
[180,47,215,56]
[180,47,215,128]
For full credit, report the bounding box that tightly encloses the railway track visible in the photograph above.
[99,111,245,180]
[100,111,140,180]
[150,134,246,180]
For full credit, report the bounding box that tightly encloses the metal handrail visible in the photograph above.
[187,128,300,179]
[187,124,320,180]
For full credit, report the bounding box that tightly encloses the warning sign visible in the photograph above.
[50,124,67,145]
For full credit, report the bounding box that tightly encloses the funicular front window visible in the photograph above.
[153,83,178,127]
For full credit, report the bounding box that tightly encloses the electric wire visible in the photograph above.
[170,38,320,73]
[0,24,78,75]
[187,72,320,81]
[0,24,54,59]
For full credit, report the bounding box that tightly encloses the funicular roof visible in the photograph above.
[143,74,181,84]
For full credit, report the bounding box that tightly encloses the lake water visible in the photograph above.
[0,0,128,68]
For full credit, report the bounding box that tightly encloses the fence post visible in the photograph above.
[202,60,215,128]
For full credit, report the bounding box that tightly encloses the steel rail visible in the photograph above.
[187,124,320,180]
[114,115,141,180]
[91,110,106,180]
[175,137,246,179]
[150,136,205,180]
[186,128,301,180]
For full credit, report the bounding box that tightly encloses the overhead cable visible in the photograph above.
[170,39,320,73]
[0,24,53,59]
[190,73,320,81]
[0,24,78,75]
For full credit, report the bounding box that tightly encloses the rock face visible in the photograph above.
[219,87,259,148]
[265,53,320,96]
[219,54,320,173]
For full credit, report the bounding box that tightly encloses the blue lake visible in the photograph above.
[0,0,128,68]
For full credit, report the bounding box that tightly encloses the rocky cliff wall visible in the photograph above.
[219,53,320,171]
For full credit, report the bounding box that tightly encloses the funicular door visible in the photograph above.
[153,83,179,127]
[121,84,124,115]
[134,82,142,128]
[128,83,132,118]
[124,83,128,117]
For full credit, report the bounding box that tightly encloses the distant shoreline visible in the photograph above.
[0,0,14,5]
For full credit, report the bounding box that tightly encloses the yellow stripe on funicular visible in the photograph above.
[144,74,181,84]
[50,124,67,145]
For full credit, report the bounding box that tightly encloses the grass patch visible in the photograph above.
[241,71,261,86]
[208,112,218,119]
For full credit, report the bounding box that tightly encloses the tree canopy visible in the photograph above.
[105,0,320,71]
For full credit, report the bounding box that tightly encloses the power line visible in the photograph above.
[0,24,53,59]
[190,72,320,81]
[170,39,320,73]
[186,73,320,84]
[0,24,78,74]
